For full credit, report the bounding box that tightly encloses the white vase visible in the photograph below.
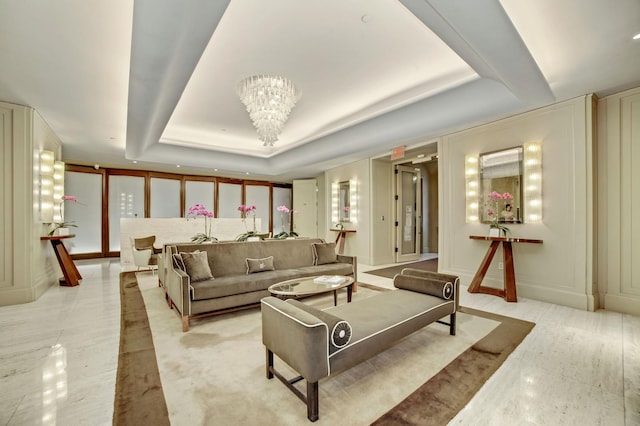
[488,228,500,238]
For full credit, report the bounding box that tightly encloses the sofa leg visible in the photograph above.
[450,312,456,336]
[182,316,189,332]
[266,349,274,379]
[307,381,319,422]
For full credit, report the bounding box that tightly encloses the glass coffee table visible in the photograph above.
[268,276,354,306]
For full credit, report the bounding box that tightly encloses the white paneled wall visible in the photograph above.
[598,86,640,315]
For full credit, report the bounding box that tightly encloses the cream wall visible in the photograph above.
[598,86,640,316]
[0,101,61,306]
[439,96,597,311]
[323,158,371,264]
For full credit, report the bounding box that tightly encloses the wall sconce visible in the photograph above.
[465,154,479,222]
[523,141,542,223]
[39,150,55,222]
[349,179,358,224]
[53,161,65,222]
[331,182,339,224]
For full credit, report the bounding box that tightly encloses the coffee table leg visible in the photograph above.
[333,290,337,306]
[347,284,353,303]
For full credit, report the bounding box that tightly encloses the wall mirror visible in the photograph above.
[479,146,524,224]
[338,181,351,222]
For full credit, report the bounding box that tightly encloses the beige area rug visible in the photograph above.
[119,272,534,425]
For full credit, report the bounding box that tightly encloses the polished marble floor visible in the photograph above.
[0,257,638,425]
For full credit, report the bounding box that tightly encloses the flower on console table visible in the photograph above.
[45,195,83,236]
[187,203,217,243]
[486,191,512,237]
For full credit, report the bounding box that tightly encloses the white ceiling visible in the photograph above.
[1,0,639,181]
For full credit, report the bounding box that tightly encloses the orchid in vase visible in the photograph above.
[236,205,259,241]
[186,204,217,243]
[274,205,299,239]
[486,191,513,237]
[46,195,81,236]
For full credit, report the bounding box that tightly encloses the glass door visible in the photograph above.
[395,165,422,262]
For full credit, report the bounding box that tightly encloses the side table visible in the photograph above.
[330,228,356,254]
[41,235,82,286]
[468,235,542,302]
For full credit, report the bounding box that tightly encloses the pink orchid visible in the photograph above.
[61,195,78,202]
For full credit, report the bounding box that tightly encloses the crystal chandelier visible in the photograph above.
[237,75,301,147]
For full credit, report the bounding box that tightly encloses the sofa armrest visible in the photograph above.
[336,254,357,282]
[261,297,330,383]
[393,271,459,309]
[165,261,191,316]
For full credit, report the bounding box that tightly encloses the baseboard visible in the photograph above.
[451,270,591,311]
[604,294,640,316]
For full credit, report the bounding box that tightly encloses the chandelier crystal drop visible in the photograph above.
[237,75,301,147]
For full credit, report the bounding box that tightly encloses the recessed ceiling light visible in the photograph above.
[634,32,640,40]
[246,172,250,175]
[361,14,371,23]
[176,165,180,168]
[214,168,218,172]
[133,161,137,164]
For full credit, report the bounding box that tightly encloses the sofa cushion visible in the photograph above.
[312,242,337,265]
[190,269,301,300]
[246,256,275,274]
[292,263,354,278]
[181,250,214,282]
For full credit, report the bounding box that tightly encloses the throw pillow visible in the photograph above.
[172,253,186,272]
[246,256,275,274]
[394,274,454,300]
[312,242,338,265]
[180,250,214,282]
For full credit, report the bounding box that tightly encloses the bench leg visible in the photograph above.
[266,349,274,379]
[450,312,456,336]
[182,316,189,332]
[307,381,319,422]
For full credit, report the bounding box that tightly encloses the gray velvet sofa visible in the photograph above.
[261,268,459,422]
[164,238,357,331]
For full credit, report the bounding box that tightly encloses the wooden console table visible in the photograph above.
[41,235,82,286]
[330,228,356,254]
[468,235,542,302]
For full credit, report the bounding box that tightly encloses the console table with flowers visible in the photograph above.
[41,234,82,286]
[468,235,543,302]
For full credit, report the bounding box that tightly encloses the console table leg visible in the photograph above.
[502,242,517,302]
[468,241,500,293]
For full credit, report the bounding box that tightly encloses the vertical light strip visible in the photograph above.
[53,161,65,222]
[349,179,358,224]
[331,182,339,224]
[523,142,542,223]
[465,154,479,222]
[40,150,55,222]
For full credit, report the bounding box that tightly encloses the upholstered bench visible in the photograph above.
[261,268,459,421]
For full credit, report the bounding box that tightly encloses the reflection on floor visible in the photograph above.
[0,257,638,425]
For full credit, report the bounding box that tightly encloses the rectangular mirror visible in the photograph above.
[480,146,523,224]
[339,181,351,222]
